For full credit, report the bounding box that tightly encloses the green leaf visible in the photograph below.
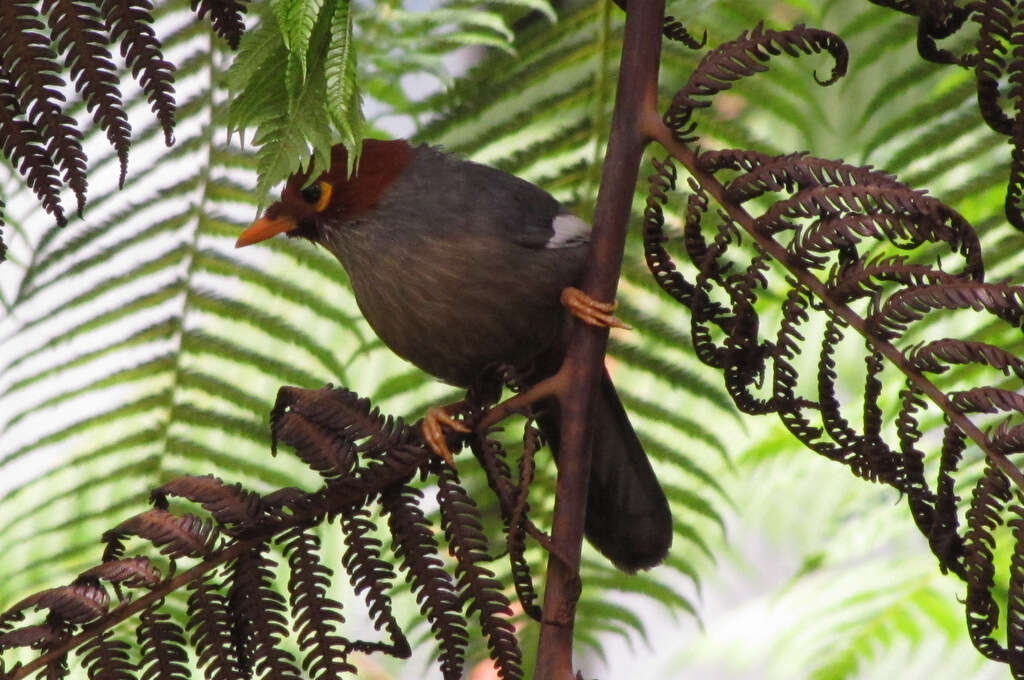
[325,0,363,174]
[274,0,326,77]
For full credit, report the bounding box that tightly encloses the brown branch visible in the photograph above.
[532,2,665,679]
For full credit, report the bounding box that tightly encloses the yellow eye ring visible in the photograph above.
[314,180,332,212]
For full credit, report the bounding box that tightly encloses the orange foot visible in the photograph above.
[422,404,471,467]
[560,286,631,330]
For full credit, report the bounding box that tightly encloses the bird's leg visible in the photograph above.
[476,373,564,435]
[560,286,631,330]
[422,403,472,467]
[478,286,630,454]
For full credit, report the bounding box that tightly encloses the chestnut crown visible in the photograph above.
[235,139,413,248]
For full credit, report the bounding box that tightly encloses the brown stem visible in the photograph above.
[532,2,665,679]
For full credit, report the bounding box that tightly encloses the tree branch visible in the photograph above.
[532,2,665,678]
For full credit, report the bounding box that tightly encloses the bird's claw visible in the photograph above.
[561,286,631,330]
[423,405,471,467]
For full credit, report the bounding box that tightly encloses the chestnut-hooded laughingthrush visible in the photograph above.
[236,139,672,572]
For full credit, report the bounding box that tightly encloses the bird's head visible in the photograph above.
[235,139,413,248]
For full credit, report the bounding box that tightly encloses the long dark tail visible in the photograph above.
[537,369,672,572]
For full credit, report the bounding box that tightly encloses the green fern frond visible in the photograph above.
[274,0,326,78]
[325,0,362,174]
[226,1,356,198]
[224,0,555,200]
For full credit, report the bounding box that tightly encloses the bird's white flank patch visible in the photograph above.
[547,213,591,248]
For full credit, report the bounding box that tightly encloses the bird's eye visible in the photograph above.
[300,180,333,212]
[300,183,322,204]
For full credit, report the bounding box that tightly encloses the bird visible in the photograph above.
[236,139,672,572]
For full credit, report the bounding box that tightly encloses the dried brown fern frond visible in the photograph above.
[664,22,847,142]
[381,483,468,680]
[0,385,537,680]
[136,604,189,680]
[188,571,245,680]
[436,465,521,680]
[0,0,88,219]
[226,542,303,680]
[43,0,131,185]
[866,0,1024,232]
[645,21,1024,676]
[77,630,132,680]
[100,0,176,143]
[278,526,355,680]
[0,73,65,226]
[190,0,248,49]
[338,507,409,657]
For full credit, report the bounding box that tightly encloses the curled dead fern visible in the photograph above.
[102,509,216,561]
[866,0,1024,231]
[866,0,970,64]
[381,484,468,680]
[646,22,1024,676]
[0,385,534,680]
[664,22,847,142]
[137,604,190,680]
[278,526,356,679]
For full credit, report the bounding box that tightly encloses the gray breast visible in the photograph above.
[323,147,588,386]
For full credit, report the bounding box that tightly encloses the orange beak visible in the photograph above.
[235,215,298,248]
